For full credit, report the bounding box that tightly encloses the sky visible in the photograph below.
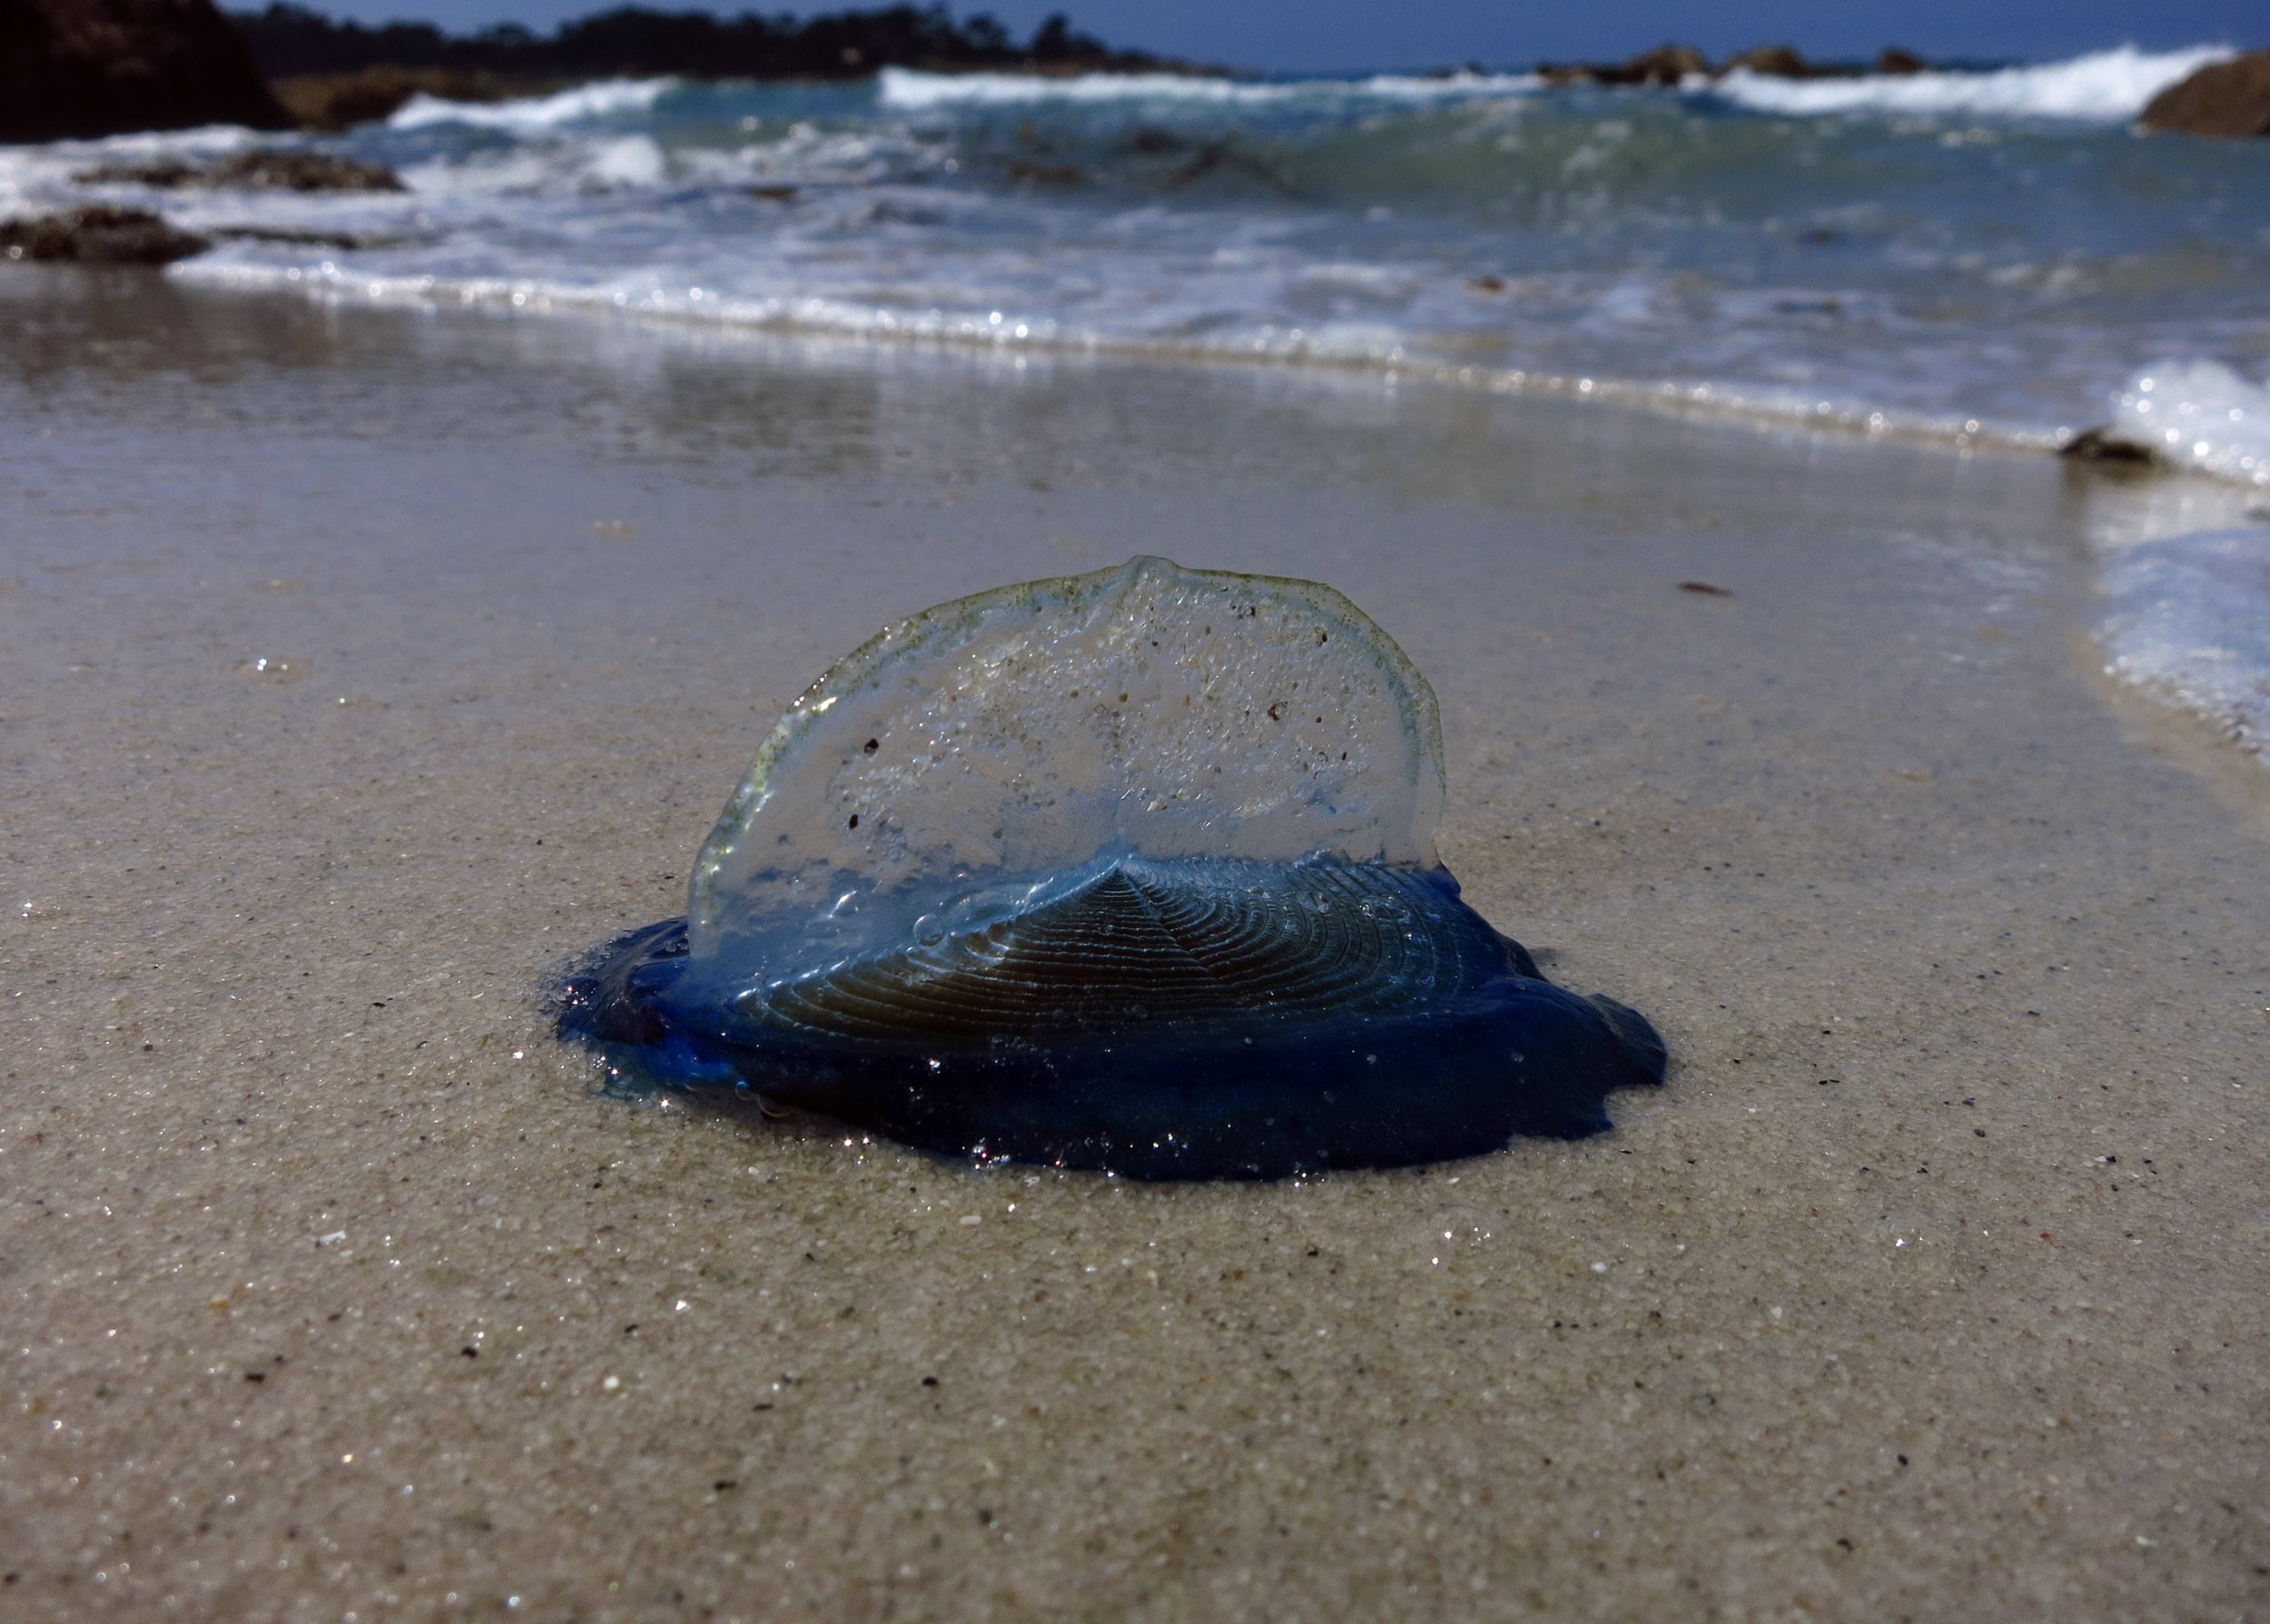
[297,0,2264,75]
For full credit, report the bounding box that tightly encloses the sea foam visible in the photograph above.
[875,65,1537,109]
[1708,44,2232,122]
[387,77,679,131]
[2111,362,2270,487]
[2102,527,2270,765]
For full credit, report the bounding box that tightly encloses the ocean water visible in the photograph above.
[2100,525,2270,763]
[2,45,2261,461]
[5,45,2269,760]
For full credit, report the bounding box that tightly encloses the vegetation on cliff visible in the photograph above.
[232,4,1179,129]
[232,4,1164,83]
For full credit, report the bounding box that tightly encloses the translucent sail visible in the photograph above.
[685,556,1445,994]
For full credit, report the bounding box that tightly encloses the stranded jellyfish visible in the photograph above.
[558,556,1663,1177]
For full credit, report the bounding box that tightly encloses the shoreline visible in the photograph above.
[15,42,2262,490]
[163,261,2113,464]
[5,278,2269,1619]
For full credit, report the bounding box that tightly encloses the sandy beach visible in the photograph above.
[5,271,2268,1620]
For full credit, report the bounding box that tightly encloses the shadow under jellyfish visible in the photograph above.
[559,556,1664,1177]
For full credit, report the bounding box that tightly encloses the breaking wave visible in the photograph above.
[1706,44,2233,122]
[387,76,680,131]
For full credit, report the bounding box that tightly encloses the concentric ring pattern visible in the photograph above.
[739,856,1514,1041]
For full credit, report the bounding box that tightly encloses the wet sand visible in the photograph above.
[4,272,2267,1621]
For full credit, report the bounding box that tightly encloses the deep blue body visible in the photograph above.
[557,869,1665,1178]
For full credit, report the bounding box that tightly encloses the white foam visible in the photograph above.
[1709,44,2232,122]
[876,66,1535,110]
[165,255,2048,464]
[0,123,261,213]
[586,133,667,187]
[387,77,677,132]
[2101,527,2270,763]
[2111,361,2270,487]
[55,123,263,155]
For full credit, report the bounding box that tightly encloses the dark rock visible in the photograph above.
[1540,44,1709,87]
[2058,428,2160,467]
[72,157,209,188]
[210,150,404,191]
[1613,44,1709,85]
[1723,44,1815,78]
[0,207,210,265]
[1875,47,1929,75]
[271,65,557,132]
[748,184,799,202]
[273,66,419,130]
[210,224,391,250]
[0,0,287,142]
[2140,49,2270,138]
[75,150,405,192]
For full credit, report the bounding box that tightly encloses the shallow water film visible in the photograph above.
[558,556,1663,1176]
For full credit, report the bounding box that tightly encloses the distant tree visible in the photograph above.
[230,3,1160,83]
[963,11,1008,54]
[1030,13,1071,58]
[1028,12,1105,62]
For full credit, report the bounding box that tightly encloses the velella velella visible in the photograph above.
[558,556,1664,1178]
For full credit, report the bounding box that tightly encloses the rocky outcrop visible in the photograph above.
[2140,49,2270,138]
[1722,44,1815,78]
[76,151,405,192]
[210,224,390,249]
[1614,44,1709,84]
[0,0,287,142]
[0,207,210,264]
[271,66,550,133]
[1539,44,1707,87]
[212,149,404,190]
[1537,43,1927,87]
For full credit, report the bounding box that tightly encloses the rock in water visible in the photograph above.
[2141,49,2270,139]
[1722,44,1814,79]
[207,150,404,191]
[558,557,1666,1179]
[74,151,406,192]
[0,207,209,265]
[0,0,289,142]
[1538,44,1708,87]
[1613,44,1709,85]
[2056,428,2159,468]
